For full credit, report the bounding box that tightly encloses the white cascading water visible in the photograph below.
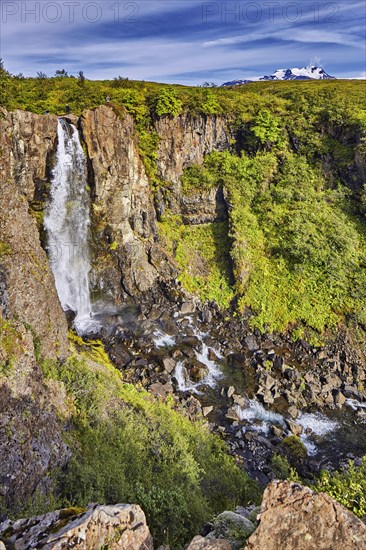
[44,118,99,335]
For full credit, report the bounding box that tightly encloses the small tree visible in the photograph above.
[55,69,68,78]
[36,71,48,79]
[251,109,284,150]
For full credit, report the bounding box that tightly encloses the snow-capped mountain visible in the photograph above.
[260,66,335,81]
[222,66,335,86]
[221,78,254,86]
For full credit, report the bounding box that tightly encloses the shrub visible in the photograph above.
[154,86,183,117]
[314,457,366,518]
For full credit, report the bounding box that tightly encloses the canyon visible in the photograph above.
[1,95,366,548]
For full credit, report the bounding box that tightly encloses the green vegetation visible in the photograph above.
[138,130,160,183]
[271,454,300,481]
[38,332,259,548]
[0,316,23,376]
[0,241,11,257]
[179,86,366,337]
[159,215,234,308]
[314,458,366,518]
[154,85,183,117]
[281,435,308,467]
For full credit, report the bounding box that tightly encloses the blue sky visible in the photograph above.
[1,0,365,84]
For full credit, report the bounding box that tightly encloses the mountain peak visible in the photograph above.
[261,65,335,81]
[222,65,336,86]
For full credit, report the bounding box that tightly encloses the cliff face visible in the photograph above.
[0,106,231,325]
[155,114,231,221]
[0,108,68,357]
[0,109,71,511]
[79,108,232,299]
[80,106,162,298]
[155,113,231,187]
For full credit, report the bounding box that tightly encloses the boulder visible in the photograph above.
[286,420,303,436]
[207,511,255,549]
[288,405,299,420]
[227,386,235,398]
[246,481,366,550]
[0,504,153,550]
[187,536,231,549]
[232,394,246,407]
[226,407,241,422]
[162,356,176,374]
[180,301,195,314]
[334,390,346,408]
[244,335,258,352]
[202,406,214,417]
[187,359,209,382]
[149,382,171,399]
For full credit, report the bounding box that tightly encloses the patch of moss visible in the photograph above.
[59,506,86,520]
[0,241,11,257]
[48,507,87,533]
[0,316,23,373]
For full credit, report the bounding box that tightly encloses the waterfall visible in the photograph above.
[44,118,99,335]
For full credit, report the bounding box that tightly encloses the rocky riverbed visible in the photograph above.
[86,282,366,485]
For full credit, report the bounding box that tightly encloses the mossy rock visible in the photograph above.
[281,435,308,468]
[247,506,261,526]
[208,511,255,549]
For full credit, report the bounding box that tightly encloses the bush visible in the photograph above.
[271,454,299,481]
[314,457,366,518]
[153,86,183,117]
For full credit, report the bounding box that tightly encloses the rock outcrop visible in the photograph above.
[155,114,231,224]
[246,481,366,549]
[155,114,230,189]
[0,504,153,549]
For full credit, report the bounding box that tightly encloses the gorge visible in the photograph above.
[1,77,366,548]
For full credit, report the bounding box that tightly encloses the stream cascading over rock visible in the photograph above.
[44,118,98,335]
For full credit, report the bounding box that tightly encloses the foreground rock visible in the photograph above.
[0,504,153,549]
[246,480,366,549]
